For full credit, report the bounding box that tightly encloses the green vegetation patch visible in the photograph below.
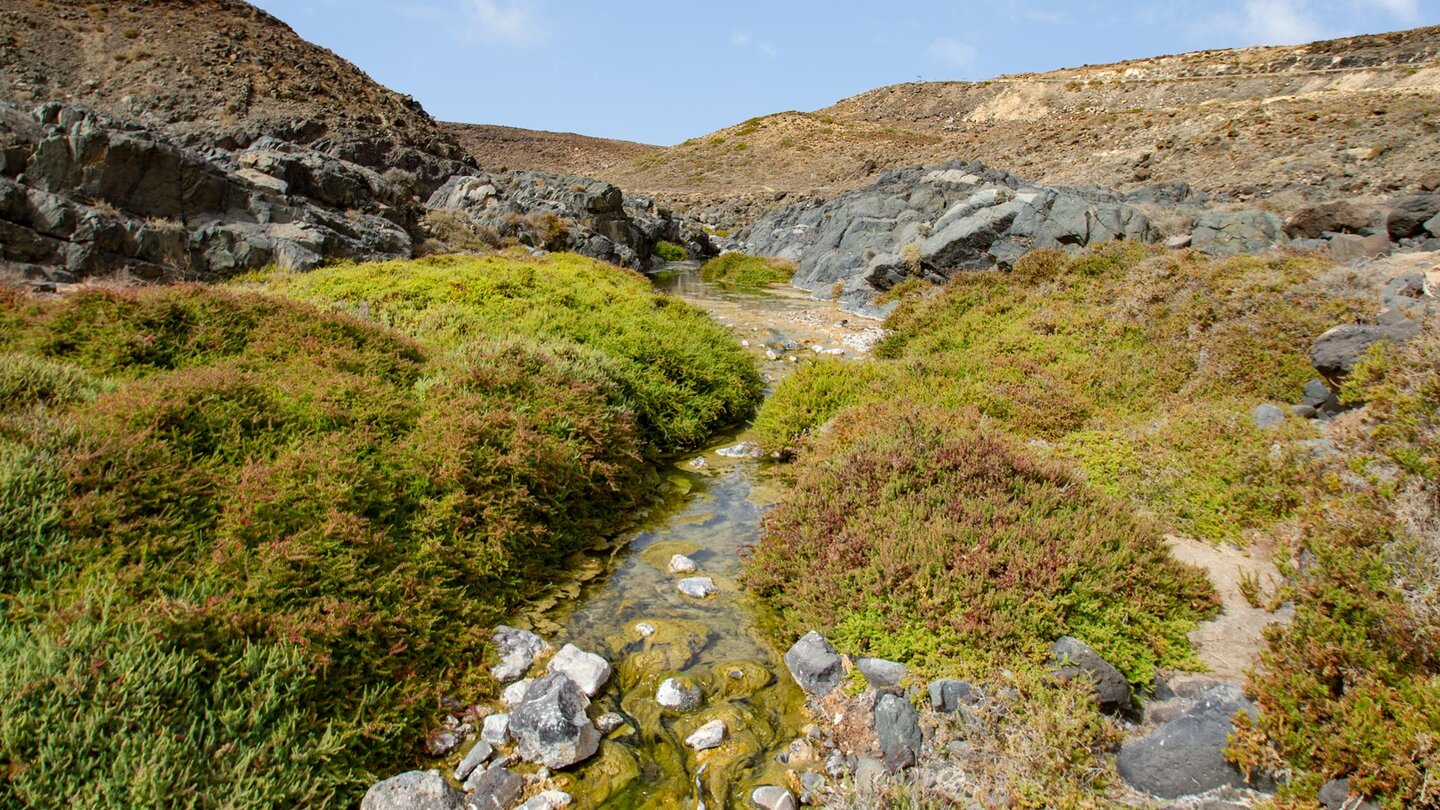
[698,253,797,288]
[0,253,758,807]
[744,402,1217,687]
[652,240,687,262]
[246,253,762,454]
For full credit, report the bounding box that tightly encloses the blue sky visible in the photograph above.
[252,0,1439,145]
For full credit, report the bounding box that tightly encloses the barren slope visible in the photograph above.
[443,122,659,177]
[585,26,1440,223]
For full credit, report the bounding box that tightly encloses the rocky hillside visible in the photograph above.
[443,122,659,178]
[564,26,1440,225]
[0,0,469,186]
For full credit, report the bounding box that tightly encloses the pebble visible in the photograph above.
[596,712,625,735]
[519,791,574,810]
[677,577,718,598]
[656,677,703,711]
[685,719,727,751]
[635,622,657,638]
[668,554,699,574]
[452,740,492,782]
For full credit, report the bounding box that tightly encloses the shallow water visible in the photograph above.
[523,266,874,808]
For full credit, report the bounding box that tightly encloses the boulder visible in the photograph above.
[1385,194,1440,239]
[685,719,727,751]
[491,626,552,684]
[508,674,601,769]
[547,644,612,697]
[1117,685,1270,799]
[784,632,845,698]
[1303,379,1341,413]
[1426,213,1439,238]
[751,786,799,810]
[1310,321,1421,384]
[873,693,922,769]
[855,657,907,689]
[1284,201,1376,238]
[655,677,703,712]
[1191,210,1287,256]
[1252,403,1286,430]
[361,771,465,810]
[1327,233,1391,264]
[928,679,980,713]
[464,761,524,810]
[1049,636,1131,713]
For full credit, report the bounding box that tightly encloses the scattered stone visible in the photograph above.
[677,577,718,598]
[1302,379,1341,413]
[1050,636,1131,713]
[853,757,889,796]
[1251,403,1286,430]
[547,644,612,697]
[685,719,727,751]
[508,674,601,769]
[1327,233,1392,264]
[517,791,573,810]
[1318,778,1380,810]
[427,729,463,757]
[634,622,657,638]
[873,693,922,769]
[668,554,698,574]
[463,761,524,810]
[717,442,765,459]
[1426,213,1439,238]
[751,785,799,810]
[1292,404,1319,419]
[501,680,531,707]
[825,751,849,777]
[491,626,553,684]
[453,740,493,782]
[1299,438,1340,459]
[656,677,703,711]
[799,771,827,804]
[1192,210,1287,256]
[361,771,465,810]
[855,657,907,689]
[784,632,845,698]
[928,679,980,713]
[1311,321,1421,384]
[481,713,510,746]
[1117,685,1270,799]
[1165,234,1193,249]
[595,712,625,735]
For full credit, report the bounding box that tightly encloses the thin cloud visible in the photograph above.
[730,31,780,60]
[929,36,978,70]
[463,0,547,46]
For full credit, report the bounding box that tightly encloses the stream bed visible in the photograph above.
[512,264,883,808]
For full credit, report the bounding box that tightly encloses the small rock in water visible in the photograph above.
[685,719,727,751]
[634,622,657,638]
[766,349,781,361]
[677,577,718,598]
[595,712,625,735]
[519,791,574,810]
[687,456,708,470]
[547,643,613,697]
[490,625,553,683]
[716,442,765,459]
[656,677,703,711]
[668,554,699,574]
[501,679,531,707]
[751,785,799,810]
[452,740,492,782]
[360,771,464,810]
[481,713,510,746]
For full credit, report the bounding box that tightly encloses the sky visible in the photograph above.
[250,0,1440,146]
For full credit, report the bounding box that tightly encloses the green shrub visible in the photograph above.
[653,240,687,262]
[698,253,797,288]
[244,253,762,453]
[744,403,1218,686]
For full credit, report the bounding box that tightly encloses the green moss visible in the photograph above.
[653,240,687,262]
[698,253,796,288]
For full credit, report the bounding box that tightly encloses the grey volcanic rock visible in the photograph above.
[546,643,612,697]
[491,626,552,684]
[928,679,980,713]
[1,102,414,281]
[1117,685,1270,799]
[361,771,465,810]
[508,674,601,769]
[1311,321,1421,383]
[1050,636,1131,713]
[742,161,1158,316]
[1284,200,1376,238]
[874,693,922,769]
[784,632,845,698]
[464,761,524,810]
[1252,403,1286,430]
[1327,233,1391,264]
[1192,210,1288,256]
[425,172,714,269]
[1385,193,1440,239]
[855,657,907,689]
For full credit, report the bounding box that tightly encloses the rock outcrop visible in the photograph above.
[1117,683,1271,799]
[742,161,1159,316]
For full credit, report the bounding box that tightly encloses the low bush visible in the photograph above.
[653,240,687,262]
[698,253,797,288]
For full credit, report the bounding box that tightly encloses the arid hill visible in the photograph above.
[443,122,658,178]
[450,26,1440,224]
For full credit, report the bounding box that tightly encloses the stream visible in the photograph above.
[510,263,884,808]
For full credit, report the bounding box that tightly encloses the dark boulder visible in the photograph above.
[1049,636,1131,713]
[873,693,922,770]
[1385,194,1440,239]
[783,632,845,699]
[1284,201,1376,239]
[1117,685,1271,799]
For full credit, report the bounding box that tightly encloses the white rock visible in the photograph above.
[656,677,703,712]
[501,679,532,707]
[751,785,799,810]
[490,626,552,683]
[452,740,492,782]
[677,577,718,598]
[547,643,613,697]
[634,622,657,638]
[519,791,574,810]
[716,442,764,459]
[481,713,510,746]
[668,554,699,574]
[596,712,625,734]
[685,719,726,751]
